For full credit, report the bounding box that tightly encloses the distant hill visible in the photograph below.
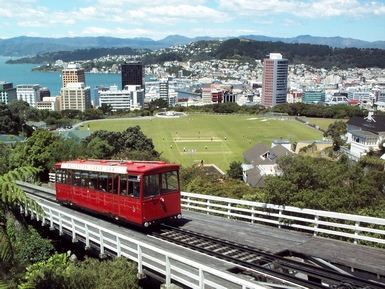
[0,34,383,57]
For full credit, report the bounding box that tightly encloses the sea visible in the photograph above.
[0,57,197,100]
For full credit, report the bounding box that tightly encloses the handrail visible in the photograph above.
[181,192,385,246]
[48,173,385,246]
[22,191,266,289]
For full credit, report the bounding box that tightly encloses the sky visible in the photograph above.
[0,0,384,42]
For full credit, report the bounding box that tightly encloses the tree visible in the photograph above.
[82,126,161,160]
[0,102,20,135]
[263,154,385,214]
[61,109,81,119]
[0,166,42,266]
[22,254,140,289]
[84,137,115,159]
[98,103,113,116]
[0,142,12,175]
[323,120,347,139]
[7,100,30,122]
[8,129,65,181]
[83,108,104,120]
[119,126,159,157]
[226,161,243,180]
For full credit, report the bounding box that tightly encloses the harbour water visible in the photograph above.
[0,57,199,101]
[0,57,121,99]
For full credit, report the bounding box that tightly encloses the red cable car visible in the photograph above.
[54,159,182,227]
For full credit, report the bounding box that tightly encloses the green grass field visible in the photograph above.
[80,114,331,172]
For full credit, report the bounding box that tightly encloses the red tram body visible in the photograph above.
[54,159,182,227]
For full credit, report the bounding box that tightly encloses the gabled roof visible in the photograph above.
[346,115,385,134]
[0,134,26,145]
[243,142,292,166]
[244,166,265,187]
[243,142,269,164]
[242,142,292,187]
[53,129,90,143]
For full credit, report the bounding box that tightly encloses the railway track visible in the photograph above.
[18,182,384,289]
[150,225,384,289]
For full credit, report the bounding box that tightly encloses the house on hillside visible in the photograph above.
[242,141,292,187]
[0,134,26,145]
[346,112,385,159]
[293,139,333,154]
[52,129,91,144]
[26,121,47,130]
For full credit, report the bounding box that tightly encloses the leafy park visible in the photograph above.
[1,100,385,288]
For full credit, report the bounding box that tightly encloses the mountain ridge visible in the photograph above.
[0,34,384,57]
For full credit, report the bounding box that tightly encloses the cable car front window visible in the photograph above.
[143,174,160,198]
[161,170,179,194]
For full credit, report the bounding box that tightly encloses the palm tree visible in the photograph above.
[0,166,42,264]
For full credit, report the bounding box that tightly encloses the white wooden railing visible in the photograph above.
[22,196,265,289]
[47,172,385,246]
[181,192,385,246]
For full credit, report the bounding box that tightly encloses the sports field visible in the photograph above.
[81,114,328,172]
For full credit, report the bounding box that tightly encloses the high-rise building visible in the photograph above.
[0,81,16,104]
[262,53,288,107]
[16,84,40,107]
[36,97,59,111]
[99,85,144,111]
[302,88,325,104]
[60,83,91,112]
[39,87,51,99]
[159,80,169,100]
[121,62,144,90]
[62,63,85,88]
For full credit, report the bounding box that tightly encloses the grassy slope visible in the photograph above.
[81,115,329,172]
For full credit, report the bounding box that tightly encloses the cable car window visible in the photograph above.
[98,173,108,192]
[73,171,81,186]
[120,176,128,196]
[110,174,118,194]
[56,170,63,183]
[80,172,88,187]
[89,173,98,189]
[132,182,140,198]
[64,170,72,185]
[161,171,179,194]
[143,174,160,198]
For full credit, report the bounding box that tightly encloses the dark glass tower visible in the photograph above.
[121,61,144,90]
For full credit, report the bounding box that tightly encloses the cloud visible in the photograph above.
[0,0,383,41]
[218,0,385,18]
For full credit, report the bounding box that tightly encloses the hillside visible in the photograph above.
[7,38,385,70]
[0,34,384,57]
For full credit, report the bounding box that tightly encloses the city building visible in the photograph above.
[168,89,178,107]
[0,81,16,104]
[345,87,371,103]
[201,88,212,104]
[16,84,40,107]
[60,83,91,112]
[62,63,85,88]
[99,85,132,111]
[126,85,144,110]
[262,53,288,107]
[286,88,303,103]
[346,111,385,159]
[36,96,59,111]
[211,89,224,103]
[94,86,110,107]
[39,87,51,99]
[302,88,326,104]
[159,80,169,100]
[121,61,144,90]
